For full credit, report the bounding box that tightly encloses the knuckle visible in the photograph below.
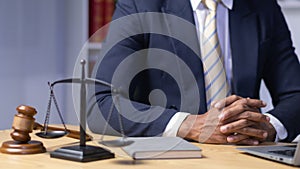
[242,119,251,126]
[237,104,245,110]
[231,95,241,102]
[241,127,250,133]
[244,111,251,119]
[226,125,233,131]
[259,130,267,137]
[239,98,247,103]
[223,109,231,116]
[260,114,267,121]
[232,95,238,100]
[258,115,264,122]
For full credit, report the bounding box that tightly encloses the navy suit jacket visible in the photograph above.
[88,0,300,142]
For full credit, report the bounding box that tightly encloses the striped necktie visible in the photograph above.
[201,0,230,109]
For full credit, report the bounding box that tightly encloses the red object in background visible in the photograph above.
[89,0,115,42]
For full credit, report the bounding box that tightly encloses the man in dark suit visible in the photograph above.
[88,0,300,144]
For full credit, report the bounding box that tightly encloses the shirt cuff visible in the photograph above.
[163,112,190,137]
[264,113,288,141]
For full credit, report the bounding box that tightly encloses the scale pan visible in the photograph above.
[99,139,134,147]
[36,131,69,139]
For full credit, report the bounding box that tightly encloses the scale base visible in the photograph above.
[50,145,115,162]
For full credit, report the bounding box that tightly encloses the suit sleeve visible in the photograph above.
[263,1,300,142]
[87,0,178,137]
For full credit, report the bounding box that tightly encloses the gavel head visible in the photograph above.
[10,105,37,143]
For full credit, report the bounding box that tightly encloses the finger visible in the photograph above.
[246,106,261,113]
[223,111,270,124]
[245,97,267,108]
[211,100,218,107]
[227,134,260,145]
[218,100,266,122]
[226,133,249,143]
[235,138,260,145]
[235,127,268,140]
[203,134,228,144]
[218,104,249,121]
[220,119,255,134]
[214,95,242,109]
[228,97,265,108]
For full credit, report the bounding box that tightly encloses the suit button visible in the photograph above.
[169,105,178,111]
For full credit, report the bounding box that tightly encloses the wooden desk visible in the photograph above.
[0,127,297,169]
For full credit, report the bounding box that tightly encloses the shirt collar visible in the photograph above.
[190,0,234,11]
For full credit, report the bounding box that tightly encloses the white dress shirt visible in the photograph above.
[163,0,287,141]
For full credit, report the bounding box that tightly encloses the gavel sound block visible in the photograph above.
[0,105,46,154]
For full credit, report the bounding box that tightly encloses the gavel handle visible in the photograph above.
[33,122,93,141]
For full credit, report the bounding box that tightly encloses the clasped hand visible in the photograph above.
[178,95,276,145]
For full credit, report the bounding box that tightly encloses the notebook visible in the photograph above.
[121,137,202,160]
[237,141,300,166]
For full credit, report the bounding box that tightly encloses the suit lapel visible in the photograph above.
[161,0,199,54]
[161,0,208,113]
[162,0,194,22]
[229,1,259,98]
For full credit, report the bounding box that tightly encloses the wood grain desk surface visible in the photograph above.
[0,126,297,169]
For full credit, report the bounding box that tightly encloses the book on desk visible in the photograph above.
[121,137,202,160]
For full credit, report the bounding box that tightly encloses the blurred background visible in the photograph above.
[0,0,89,129]
[0,0,299,130]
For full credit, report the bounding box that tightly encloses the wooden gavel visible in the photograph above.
[0,105,46,154]
[11,105,37,142]
[0,105,93,155]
